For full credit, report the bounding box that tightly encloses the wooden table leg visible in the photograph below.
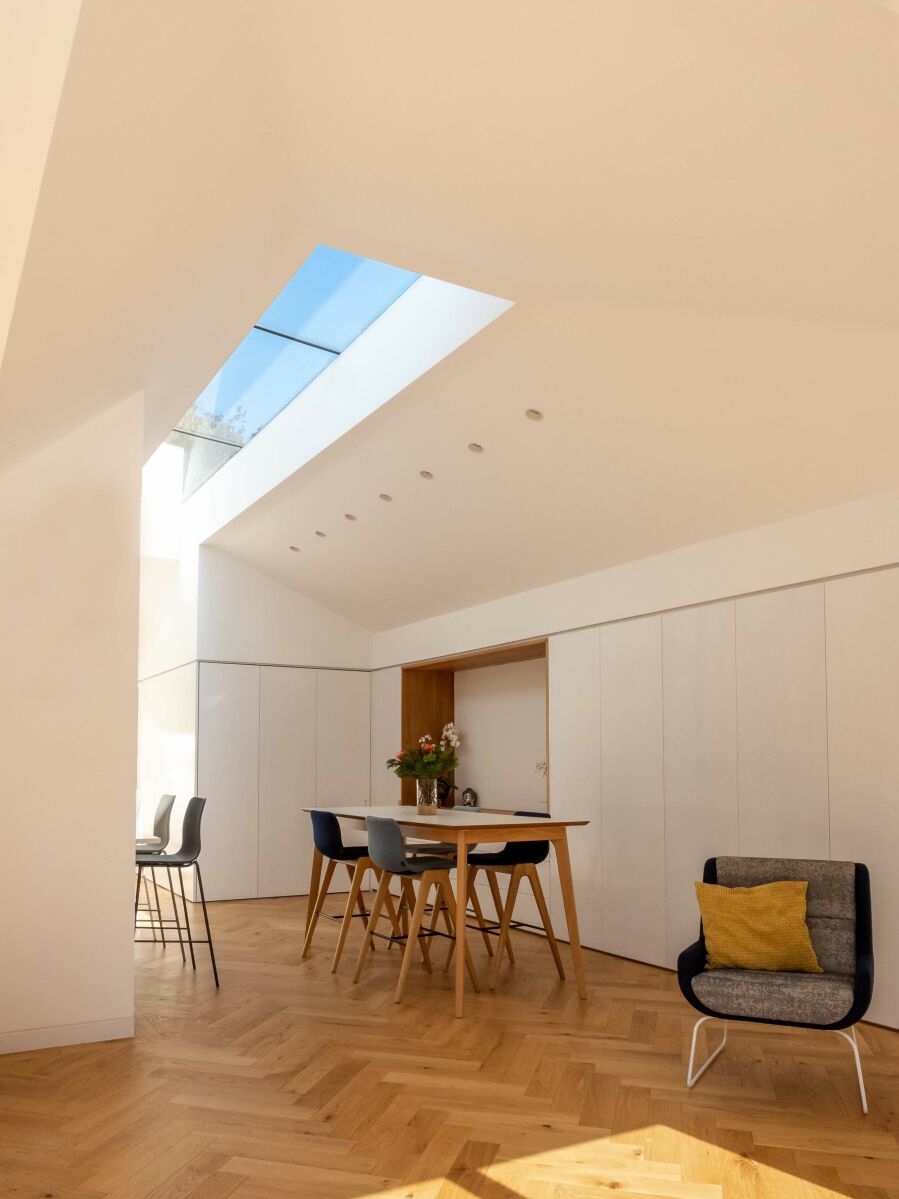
[454,830,468,1017]
[553,830,587,1000]
[306,848,323,936]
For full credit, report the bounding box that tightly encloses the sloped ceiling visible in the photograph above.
[3,0,899,628]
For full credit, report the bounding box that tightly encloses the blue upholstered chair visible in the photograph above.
[678,856,873,1113]
[353,816,480,1002]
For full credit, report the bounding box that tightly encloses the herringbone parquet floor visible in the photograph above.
[1,889,898,1199]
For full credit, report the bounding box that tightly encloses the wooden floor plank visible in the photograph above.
[0,889,895,1199]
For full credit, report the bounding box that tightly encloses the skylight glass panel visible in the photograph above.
[168,244,422,500]
[257,244,419,352]
[179,327,334,446]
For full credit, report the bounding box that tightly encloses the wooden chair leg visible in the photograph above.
[395,876,432,1003]
[438,875,480,992]
[490,864,524,990]
[382,879,402,948]
[467,869,495,957]
[527,863,565,980]
[302,858,336,958]
[444,869,493,965]
[401,878,429,966]
[331,859,366,974]
[486,870,515,964]
[353,871,390,984]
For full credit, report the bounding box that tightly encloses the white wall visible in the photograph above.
[370,667,402,806]
[138,440,199,680]
[136,662,198,845]
[0,0,81,379]
[372,487,899,668]
[197,546,370,669]
[0,394,142,1053]
[454,658,547,811]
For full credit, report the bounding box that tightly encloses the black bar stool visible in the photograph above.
[135,797,218,987]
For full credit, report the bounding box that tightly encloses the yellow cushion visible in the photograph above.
[695,880,823,973]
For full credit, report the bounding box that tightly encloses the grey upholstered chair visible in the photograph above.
[353,816,480,1002]
[136,793,176,853]
[678,856,873,1112]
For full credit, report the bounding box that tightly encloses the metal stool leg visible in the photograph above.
[151,868,166,946]
[177,866,196,969]
[195,864,219,988]
[166,865,186,962]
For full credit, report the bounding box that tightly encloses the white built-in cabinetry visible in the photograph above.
[547,576,899,1026]
[824,569,899,1028]
[143,569,899,1026]
[661,602,738,966]
[734,585,829,859]
[546,628,600,948]
[600,616,667,967]
[197,663,371,901]
[258,666,316,897]
[197,663,261,901]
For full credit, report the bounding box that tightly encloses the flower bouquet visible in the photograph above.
[386,723,461,812]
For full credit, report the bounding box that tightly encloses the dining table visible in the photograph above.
[305,804,589,1016]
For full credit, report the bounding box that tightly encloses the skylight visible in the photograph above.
[168,245,419,498]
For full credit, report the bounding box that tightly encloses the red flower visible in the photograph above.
[396,750,405,759]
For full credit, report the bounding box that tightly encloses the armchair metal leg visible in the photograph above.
[834,1026,868,1115]
[686,1016,728,1088]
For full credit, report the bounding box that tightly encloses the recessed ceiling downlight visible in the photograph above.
[315,530,326,538]
[379,493,392,502]
[525,408,543,421]
[468,442,484,453]
[289,545,301,552]
[419,470,434,479]
[344,513,357,521]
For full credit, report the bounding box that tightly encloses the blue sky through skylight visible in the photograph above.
[171,245,420,496]
[192,328,334,444]
[258,245,419,352]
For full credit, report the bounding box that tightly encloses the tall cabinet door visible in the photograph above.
[258,667,317,897]
[825,567,899,1028]
[735,584,829,859]
[600,615,667,967]
[197,662,260,901]
[662,602,739,966]
[547,627,601,949]
[316,671,371,856]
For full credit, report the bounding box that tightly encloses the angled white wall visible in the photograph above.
[197,546,370,669]
[0,394,143,1054]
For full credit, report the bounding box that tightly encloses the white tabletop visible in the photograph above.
[307,804,587,829]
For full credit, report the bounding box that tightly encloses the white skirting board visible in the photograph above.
[0,1017,134,1056]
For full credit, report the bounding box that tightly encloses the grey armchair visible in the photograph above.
[678,856,873,1113]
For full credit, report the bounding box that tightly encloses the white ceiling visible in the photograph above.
[4,0,899,629]
[209,298,899,629]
